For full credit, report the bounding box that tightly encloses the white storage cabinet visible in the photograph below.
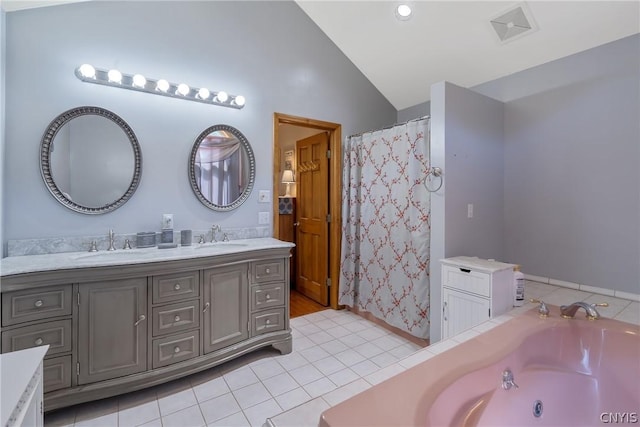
[441,257,515,339]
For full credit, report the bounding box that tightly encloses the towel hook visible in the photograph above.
[424,167,443,192]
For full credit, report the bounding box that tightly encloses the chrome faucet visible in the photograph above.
[210,225,221,243]
[107,229,116,251]
[530,299,550,318]
[198,234,206,244]
[560,302,608,320]
[502,369,518,390]
[222,232,229,242]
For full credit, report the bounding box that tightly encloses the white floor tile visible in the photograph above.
[250,358,286,381]
[288,364,325,386]
[312,355,347,376]
[242,398,282,427]
[353,342,385,358]
[296,323,322,336]
[349,359,379,377]
[314,319,340,330]
[307,331,335,345]
[325,325,352,339]
[364,363,406,385]
[292,336,315,351]
[337,333,367,348]
[206,411,249,427]
[262,372,300,397]
[157,387,199,417]
[327,367,360,387]
[389,343,420,359]
[302,377,337,398]
[118,399,161,427]
[274,352,309,371]
[266,397,330,427]
[614,302,640,325]
[192,376,231,403]
[299,345,331,363]
[370,334,403,351]
[199,393,241,424]
[74,412,118,427]
[319,339,349,355]
[370,351,399,368]
[232,382,272,410]
[161,404,205,427]
[274,387,313,412]
[334,348,366,367]
[137,418,163,427]
[321,379,371,406]
[223,367,260,391]
[357,326,387,341]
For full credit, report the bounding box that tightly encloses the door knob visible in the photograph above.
[293,222,300,227]
[134,314,146,326]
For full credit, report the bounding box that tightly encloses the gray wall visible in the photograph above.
[397,101,430,123]
[429,81,505,342]
[474,34,640,293]
[1,9,5,256]
[409,35,639,295]
[3,1,396,251]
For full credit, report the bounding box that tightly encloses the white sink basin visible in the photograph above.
[72,251,150,261]
[193,242,248,250]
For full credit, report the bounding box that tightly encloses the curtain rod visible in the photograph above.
[347,115,430,139]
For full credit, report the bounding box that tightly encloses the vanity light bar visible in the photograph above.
[74,64,246,109]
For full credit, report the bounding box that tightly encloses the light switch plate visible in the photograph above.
[258,190,270,203]
[258,212,270,225]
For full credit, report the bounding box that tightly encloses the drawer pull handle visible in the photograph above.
[443,302,448,321]
[266,293,271,300]
[265,319,271,325]
[134,314,146,326]
[34,300,44,308]
[203,302,210,313]
[174,283,181,291]
[174,346,181,354]
[174,315,181,322]
[459,268,471,273]
[35,337,44,346]
[265,268,271,274]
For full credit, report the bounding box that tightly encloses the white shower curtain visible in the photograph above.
[339,118,431,339]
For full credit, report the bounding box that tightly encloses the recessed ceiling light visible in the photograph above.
[396,4,412,20]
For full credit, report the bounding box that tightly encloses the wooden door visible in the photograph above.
[77,278,147,385]
[203,264,249,354]
[295,132,329,305]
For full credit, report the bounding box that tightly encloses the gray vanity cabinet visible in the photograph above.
[203,264,249,353]
[77,278,147,384]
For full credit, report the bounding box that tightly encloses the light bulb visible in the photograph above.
[396,4,412,19]
[233,95,245,107]
[215,91,228,103]
[156,79,170,92]
[78,64,96,78]
[197,88,210,100]
[107,69,122,83]
[177,83,190,96]
[132,74,147,88]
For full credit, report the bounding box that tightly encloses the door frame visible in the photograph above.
[273,112,341,310]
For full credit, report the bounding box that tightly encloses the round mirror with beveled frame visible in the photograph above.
[188,124,255,211]
[40,106,142,214]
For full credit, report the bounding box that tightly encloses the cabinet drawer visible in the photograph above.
[152,300,200,337]
[43,355,72,393]
[2,285,72,326]
[1,319,71,356]
[152,330,200,369]
[251,260,285,284]
[442,265,491,297]
[251,308,285,336]
[251,283,285,311]
[152,271,199,304]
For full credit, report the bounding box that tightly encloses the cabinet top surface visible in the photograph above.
[1,345,49,426]
[440,256,516,273]
[1,238,294,277]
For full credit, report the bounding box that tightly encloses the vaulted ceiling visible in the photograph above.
[3,1,639,110]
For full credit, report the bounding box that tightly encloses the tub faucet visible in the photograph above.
[501,369,518,390]
[530,299,550,318]
[560,302,608,320]
[107,229,116,251]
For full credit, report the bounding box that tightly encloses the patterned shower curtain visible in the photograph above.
[339,118,431,339]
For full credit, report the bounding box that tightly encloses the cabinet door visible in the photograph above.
[442,288,490,339]
[77,278,147,385]
[203,265,249,354]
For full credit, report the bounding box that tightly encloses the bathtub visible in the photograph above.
[319,306,640,427]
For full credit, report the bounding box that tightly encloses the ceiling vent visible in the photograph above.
[490,3,537,43]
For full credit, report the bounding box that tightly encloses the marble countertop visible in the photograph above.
[1,238,294,277]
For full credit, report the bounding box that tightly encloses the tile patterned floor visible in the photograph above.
[44,309,423,427]
[44,280,640,427]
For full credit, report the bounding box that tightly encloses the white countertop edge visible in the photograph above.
[1,237,294,277]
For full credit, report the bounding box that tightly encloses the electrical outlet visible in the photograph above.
[467,204,474,219]
[258,211,270,225]
[258,190,270,203]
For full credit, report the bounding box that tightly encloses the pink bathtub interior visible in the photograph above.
[319,307,640,427]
